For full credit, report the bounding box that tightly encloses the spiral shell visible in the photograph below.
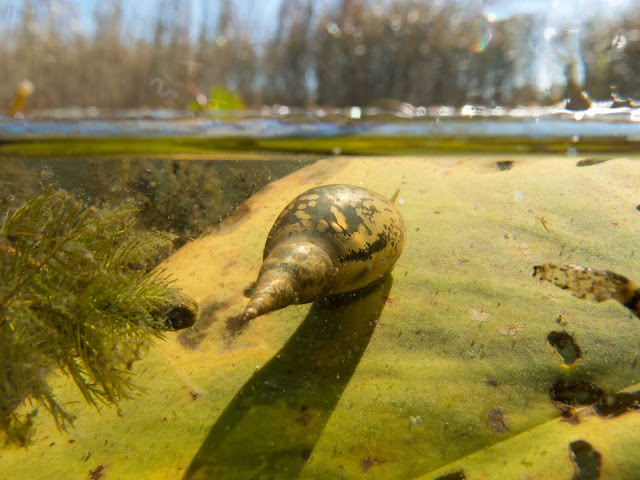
[241,184,405,322]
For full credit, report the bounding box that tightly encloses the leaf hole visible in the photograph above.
[569,440,601,480]
[435,472,466,480]
[547,331,582,365]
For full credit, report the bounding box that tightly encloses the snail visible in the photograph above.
[240,184,406,322]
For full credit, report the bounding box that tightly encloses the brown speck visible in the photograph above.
[484,378,499,388]
[88,464,109,480]
[486,407,510,432]
[189,390,201,401]
[361,457,386,472]
[297,406,311,427]
[496,160,515,171]
[561,408,584,425]
[385,297,396,306]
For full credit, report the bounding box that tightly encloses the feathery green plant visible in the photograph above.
[0,186,198,446]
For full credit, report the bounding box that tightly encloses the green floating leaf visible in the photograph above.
[190,85,244,112]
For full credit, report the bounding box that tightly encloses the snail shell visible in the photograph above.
[241,184,405,322]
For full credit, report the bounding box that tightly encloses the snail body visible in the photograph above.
[241,184,405,322]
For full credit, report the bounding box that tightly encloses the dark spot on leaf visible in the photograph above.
[550,380,604,408]
[636,204,640,212]
[576,158,610,167]
[486,407,510,432]
[593,391,640,417]
[361,457,385,472]
[165,302,199,331]
[88,464,108,480]
[435,472,466,480]
[551,380,640,418]
[301,448,312,460]
[548,331,582,365]
[224,314,250,339]
[569,440,601,480]
[177,301,226,349]
[189,390,201,401]
[484,378,499,388]
[297,406,311,426]
[496,160,514,171]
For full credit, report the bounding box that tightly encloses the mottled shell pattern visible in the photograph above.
[241,184,405,322]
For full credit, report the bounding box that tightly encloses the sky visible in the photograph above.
[0,0,287,43]
[1,0,635,42]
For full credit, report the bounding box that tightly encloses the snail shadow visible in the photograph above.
[182,276,393,480]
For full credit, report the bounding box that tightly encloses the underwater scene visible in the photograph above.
[1,111,639,480]
[2,0,640,479]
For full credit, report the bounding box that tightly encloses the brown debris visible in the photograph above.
[361,457,386,472]
[486,407,510,433]
[88,464,109,480]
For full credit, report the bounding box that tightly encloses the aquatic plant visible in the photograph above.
[189,85,244,112]
[0,186,198,445]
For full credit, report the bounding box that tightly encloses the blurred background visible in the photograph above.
[1,0,639,111]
